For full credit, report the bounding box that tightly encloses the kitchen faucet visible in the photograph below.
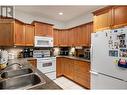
[0,63,23,74]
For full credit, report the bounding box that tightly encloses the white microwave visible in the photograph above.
[35,36,53,47]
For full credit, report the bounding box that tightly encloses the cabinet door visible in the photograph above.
[58,30,63,46]
[78,26,83,46]
[65,58,74,80]
[46,24,53,37]
[14,21,25,46]
[25,25,34,46]
[34,22,45,36]
[53,29,59,46]
[56,57,63,77]
[34,22,53,37]
[81,25,88,46]
[73,27,79,46]
[113,6,127,28]
[68,29,75,46]
[74,60,90,89]
[0,22,14,46]
[93,8,112,32]
[86,22,93,46]
[63,30,69,46]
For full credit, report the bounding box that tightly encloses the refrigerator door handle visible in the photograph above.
[90,70,99,75]
[90,46,93,63]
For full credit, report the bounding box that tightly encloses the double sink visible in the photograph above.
[0,63,46,89]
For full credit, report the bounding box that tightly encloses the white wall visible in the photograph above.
[15,10,93,29]
[64,13,93,29]
[15,10,65,29]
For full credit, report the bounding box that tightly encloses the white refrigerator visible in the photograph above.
[91,27,127,89]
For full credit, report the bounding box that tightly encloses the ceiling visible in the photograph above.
[15,6,105,22]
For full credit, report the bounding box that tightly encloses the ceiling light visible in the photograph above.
[58,12,63,15]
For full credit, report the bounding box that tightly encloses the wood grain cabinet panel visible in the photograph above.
[81,25,88,46]
[113,6,127,28]
[0,19,35,46]
[32,21,53,37]
[53,22,93,47]
[93,6,127,31]
[0,22,14,46]
[56,57,63,77]
[53,29,59,46]
[56,57,90,89]
[63,58,74,80]
[25,24,35,46]
[68,29,75,46]
[14,21,25,46]
[86,22,93,46]
[93,7,112,32]
[74,60,90,89]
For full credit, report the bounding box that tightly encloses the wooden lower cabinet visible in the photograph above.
[56,57,63,77]
[63,58,74,80]
[27,59,37,68]
[56,57,90,89]
[74,60,90,89]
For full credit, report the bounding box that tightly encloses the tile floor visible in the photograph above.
[53,77,86,90]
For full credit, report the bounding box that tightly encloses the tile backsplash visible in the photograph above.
[0,47,23,59]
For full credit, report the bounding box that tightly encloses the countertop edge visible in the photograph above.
[56,56,91,63]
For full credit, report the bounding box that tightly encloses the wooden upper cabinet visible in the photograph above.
[113,6,127,28]
[32,21,53,37]
[14,21,25,46]
[53,22,93,47]
[93,7,113,32]
[73,27,79,46]
[56,57,63,77]
[63,30,69,46]
[68,29,75,46]
[76,27,82,46]
[0,18,35,46]
[81,25,88,46]
[46,24,53,37]
[0,19,14,46]
[86,22,93,46]
[25,24,35,46]
[93,6,127,32]
[53,29,59,46]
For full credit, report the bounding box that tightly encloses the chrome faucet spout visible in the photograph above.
[0,63,23,74]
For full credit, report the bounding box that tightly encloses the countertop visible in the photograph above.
[0,58,62,90]
[57,56,90,63]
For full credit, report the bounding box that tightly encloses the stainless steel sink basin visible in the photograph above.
[0,73,46,89]
[1,68,33,78]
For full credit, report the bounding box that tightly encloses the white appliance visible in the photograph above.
[37,57,56,80]
[35,36,53,47]
[91,27,127,89]
[33,50,50,58]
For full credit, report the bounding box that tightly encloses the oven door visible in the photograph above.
[35,36,53,47]
[37,58,56,73]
